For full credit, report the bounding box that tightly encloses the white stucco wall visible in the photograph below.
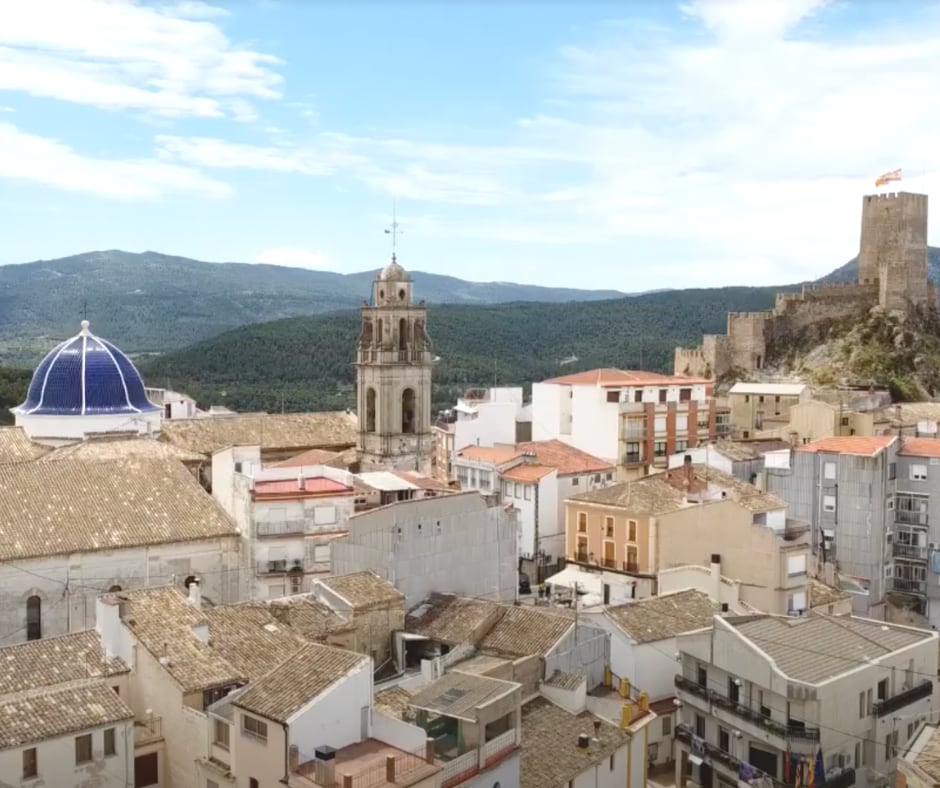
[570,386,619,461]
[571,743,629,788]
[454,400,519,454]
[0,537,243,646]
[288,661,373,755]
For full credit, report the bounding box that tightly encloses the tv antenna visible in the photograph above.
[384,201,403,258]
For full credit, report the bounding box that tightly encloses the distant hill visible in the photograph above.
[0,250,626,364]
[139,286,783,413]
[819,246,940,284]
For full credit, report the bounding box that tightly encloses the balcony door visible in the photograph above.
[603,541,616,569]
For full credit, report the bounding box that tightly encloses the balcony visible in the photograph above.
[893,543,928,561]
[890,577,927,595]
[872,680,934,718]
[623,452,643,466]
[134,716,163,747]
[602,558,617,569]
[256,519,305,537]
[256,559,304,575]
[782,520,811,542]
[896,510,929,527]
[675,676,820,743]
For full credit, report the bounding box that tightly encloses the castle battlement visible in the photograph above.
[727,310,773,321]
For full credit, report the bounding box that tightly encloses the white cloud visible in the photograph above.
[0,0,282,119]
[255,247,329,269]
[0,122,232,199]
[681,0,830,42]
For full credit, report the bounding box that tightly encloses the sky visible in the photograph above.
[0,0,938,292]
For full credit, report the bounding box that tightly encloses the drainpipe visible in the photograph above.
[280,722,290,785]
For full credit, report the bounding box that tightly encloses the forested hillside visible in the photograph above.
[140,286,784,413]
[0,367,30,425]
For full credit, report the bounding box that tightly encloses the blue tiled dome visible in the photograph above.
[18,321,158,416]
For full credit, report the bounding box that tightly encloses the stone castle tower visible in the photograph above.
[356,256,433,473]
[858,191,929,312]
[674,191,933,380]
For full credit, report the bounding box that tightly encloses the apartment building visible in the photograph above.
[0,632,134,788]
[674,614,939,788]
[530,368,727,478]
[727,382,810,439]
[433,386,530,482]
[566,462,811,614]
[454,439,614,571]
[764,436,899,619]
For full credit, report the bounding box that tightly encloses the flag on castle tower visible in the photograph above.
[875,168,902,187]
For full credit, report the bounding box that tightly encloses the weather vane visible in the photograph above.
[384,200,403,257]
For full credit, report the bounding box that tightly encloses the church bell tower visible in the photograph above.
[356,255,433,473]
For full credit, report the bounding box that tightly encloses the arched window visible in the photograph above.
[377,319,384,346]
[108,584,122,592]
[26,596,41,641]
[366,388,376,433]
[398,318,408,352]
[402,388,416,434]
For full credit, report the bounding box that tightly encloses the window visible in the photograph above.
[314,505,337,525]
[571,477,579,486]
[628,520,637,541]
[719,727,730,752]
[605,517,614,538]
[841,416,850,426]
[22,747,37,779]
[662,716,672,736]
[858,690,865,719]
[658,389,667,404]
[514,483,521,498]
[524,485,532,501]
[401,388,416,434]
[578,512,587,532]
[75,733,92,764]
[242,715,268,743]
[855,742,861,768]
[759,690,770,717]
[634,390,643,403]
[759,395,765,404]
[728,677,740,703]
[911,464,928,481]
[214,719,230,750]
[679,388,692,402]
[365,387,376,432]
[609,754,615,770]
[823,461,836,479]
[654,416,667,432]
[695,714,705,738]
[607,390,620,403]
[675,439,688,452]
[697,665,707,688]
[625,441,641,464]
[823,495,836,513]
[250,780,259,788]
[26,595,41,641]
[654,441,667,457]
[787,554,807,577]
[626,546,638,570]
[877,678,888,701]
[208,781,220,788]
[744,395,750,403]
[313,545,331,563]
[889,462,897,480]
[104,727,116,757]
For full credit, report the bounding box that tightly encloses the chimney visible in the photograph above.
[289,745,299,772]
[593,720,602,739]
[187,579,202,610]
[385,755,396,783]
[710,554,721,604]
[425,738,436,764]
[721,602,730,614]
[577,733,591,750]
[315,746,337,786]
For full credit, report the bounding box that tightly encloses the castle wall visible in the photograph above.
[726,311,770,371]
[773,282,878,330]
[674,346,708,378]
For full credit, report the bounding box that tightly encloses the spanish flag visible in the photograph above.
[807,751,816,788]
[875,168,902,188]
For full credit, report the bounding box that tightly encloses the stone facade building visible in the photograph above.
[356,256,434,474]
[675,191,936,380]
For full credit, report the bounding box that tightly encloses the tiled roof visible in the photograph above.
[233,641,365,724]
[392,470,454,491]
[39,435,205,463]
[808,579,850,609]
[0,631,128,696]
[456,445,522,465]
[606,590,718,644]
[268,597,353,641]
[900,437,940,459]
[0,427,48,463]
[712,439,790,462]
[161,411,358,456]
[0,458,237,560]
[520,697,629,788]
[406,594,503,645]
[122,586,246,693]
[728,614,935,684]
[0,680,133,749]
[374,687,415,721]
[544,670,584,690]
[450,654,513,676]
[480,606,573,658]
[568,477,687,515]
[273,447,347,468]
[254,476,352,497]
[202,603,308,682]
[912,725,940,783]
[543,368,710,387]
[407,671,519,721]
[692,465,786,513]
[502,464,555,483]
[797,435,896,456]
[516,440,614,475]
[319,571,404,610]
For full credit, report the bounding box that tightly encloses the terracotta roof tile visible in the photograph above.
[516,440,614,475]
[0,680,133,749]
[808,579,850,608]
[0,458,237,560]
[797,435,896,456]
[501,464,555,483]
[569,477,687,515]
[406,594,504,645]
[0,631,128,695]
[268,597,353,641]
[318,571,404,609]
[456,445,523,465]
[0,427,49,463]
[520,697,629,788]
[39,435,204,463]
[543,367,710,387]
[161,411,358,456]
[273,448,347,468]
[900,437,940,459]
[606,590,718,644]
[480,606,574,658]
[374,687,415,721]
[233,641,366,723]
